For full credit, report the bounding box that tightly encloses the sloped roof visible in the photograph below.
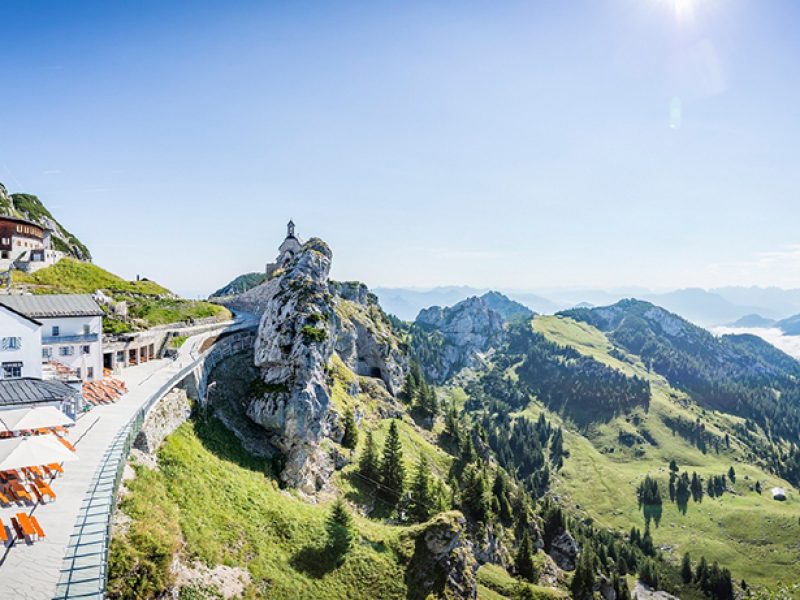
[0,303,42,326]
[0,378,80,406]
[0,294,103,318]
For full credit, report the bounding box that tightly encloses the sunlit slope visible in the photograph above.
[526,315,800,586]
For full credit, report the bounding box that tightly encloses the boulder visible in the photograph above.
[404,512,478,600]
[549,530,579,571]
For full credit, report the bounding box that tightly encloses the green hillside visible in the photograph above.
[210,271,267,298]
[13,258,230,333]
[528,315,800,587]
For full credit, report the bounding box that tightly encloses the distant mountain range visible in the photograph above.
[374,285,800,329]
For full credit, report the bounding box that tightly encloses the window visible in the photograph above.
[116,351,125,363]
[52,326,60,337]
[42,347,52,359]
[2,362,22,379]
[87,367,94,380]
[82,345,91,355]
[83,324,91,335]
[76,368,81,380]
[1,337,22,351]
[59,346,74,357]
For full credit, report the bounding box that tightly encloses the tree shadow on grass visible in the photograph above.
[291,540,347,578]
[291,523,351,579]
[643,503,663,529]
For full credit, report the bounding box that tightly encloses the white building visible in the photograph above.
[0,303,43,379]
[0,294,104,382]
[0,214,64,273]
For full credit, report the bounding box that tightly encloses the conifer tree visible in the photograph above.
[358,430,380,482]
[728,466,736,483]
[681,552,693,583]
[515,531,537,582]
[380,420,405,504]
[570,547,596,600]
[327,497,354,551]
[461,463,490,522]
[408,455,434,522]
[342,408,358,450]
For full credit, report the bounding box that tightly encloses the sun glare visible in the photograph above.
[669,0,696,21]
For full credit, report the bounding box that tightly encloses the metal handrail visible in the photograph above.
[53,325,256,599]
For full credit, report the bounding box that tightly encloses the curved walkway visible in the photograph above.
[0,315,257,599]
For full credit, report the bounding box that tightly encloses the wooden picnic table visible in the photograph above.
[26,465,44,478]
[33,480,56,501]
[10,483,31,503]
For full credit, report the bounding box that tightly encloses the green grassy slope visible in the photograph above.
[110,418,413,599]
[529,315,800,587]
[13,258,230,332]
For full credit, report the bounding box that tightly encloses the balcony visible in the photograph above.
[42,333,100,345]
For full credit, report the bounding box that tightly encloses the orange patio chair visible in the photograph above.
[48,463,64,475]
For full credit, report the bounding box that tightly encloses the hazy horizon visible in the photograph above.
[2,1,799,297]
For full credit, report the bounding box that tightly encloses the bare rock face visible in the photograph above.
[246,239,408,495]
[248,238,338,494]
[332,281,407,395]
[549,530,579,571]
[415,296,505,383]
[405,512,478,600]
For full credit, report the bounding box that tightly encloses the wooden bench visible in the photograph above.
[0,519,8,545]
[15,513,37,541]
[10,517,24,540]
[34,480,56,502]
[30,515,45,539]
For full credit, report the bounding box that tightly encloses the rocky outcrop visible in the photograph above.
[133,388,191,454]
[404,512,478,600]
[549,530,579,571]
[333,281,407,395]
[245,238,408,494]
[414,296,505,383]
[248,238,337,494]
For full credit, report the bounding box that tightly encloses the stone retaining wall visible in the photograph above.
[133,388,191,454]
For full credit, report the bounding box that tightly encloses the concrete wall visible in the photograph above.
[178,330,257,404]
[0,306,43,379]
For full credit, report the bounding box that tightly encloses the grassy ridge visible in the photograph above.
[110,418,412,599]
[528,315,800,587]
[13,258,230,332]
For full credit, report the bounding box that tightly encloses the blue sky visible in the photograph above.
[1,1,799,297]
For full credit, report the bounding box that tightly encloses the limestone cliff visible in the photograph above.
[331,281,407,395]
[412,296,505,383]
[244,238,407,493]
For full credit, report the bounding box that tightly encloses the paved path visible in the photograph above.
[0,321,239,600]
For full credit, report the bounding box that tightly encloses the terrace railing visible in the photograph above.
[52,323,256,600]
